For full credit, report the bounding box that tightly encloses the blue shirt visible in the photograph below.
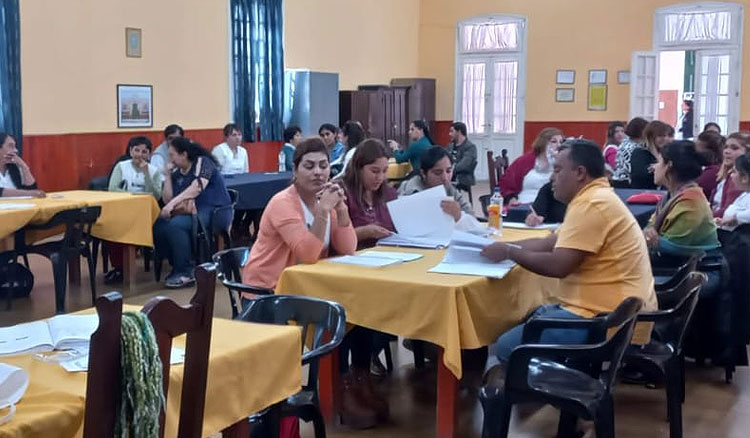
[171,156,231,214]
[394,136,432,171]
[330,142,345,163]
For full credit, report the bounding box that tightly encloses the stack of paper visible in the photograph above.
[328,250,423,268]
[378,185,455,249]
[502,222,560,231]
[428,231,516,279]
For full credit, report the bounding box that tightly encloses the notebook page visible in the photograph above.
[0,321,54,355]
[47,315,100,350]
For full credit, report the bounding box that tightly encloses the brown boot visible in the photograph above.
[340,371,378,429]
[353,368,390,423]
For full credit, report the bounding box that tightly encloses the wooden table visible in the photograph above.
[0,191,160,295]
[276,228,558,438]
[0,313,302,437]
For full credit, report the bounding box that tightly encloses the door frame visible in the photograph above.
[454,14,527,180]
[651,2,744,133]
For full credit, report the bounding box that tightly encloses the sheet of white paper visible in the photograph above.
[450,230,495,248]
[502,222,560,231]
[428,260,516,279]
[328,255,403,268]
[0,196,33,200]
[0,363,29,405]
[359,251,423,262]
[0,203,35,210]
[61,347,186,372]
[386,185,454,239]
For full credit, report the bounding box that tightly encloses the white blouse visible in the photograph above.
[722,191,750,231]
[518,167,552,204]
[299,197,331,248]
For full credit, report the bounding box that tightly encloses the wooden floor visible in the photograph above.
[2,253,748,438]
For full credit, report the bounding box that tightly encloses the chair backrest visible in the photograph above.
[19,206,101,251]
[212,246,251,317]
[654,252,703,291]
[487,150,498,189]
[595,297,643,392]
[238,295,346,396]
[84,263,217,438]
[652,272,706,352]
[227,188,239,206]
[87,175,109,191]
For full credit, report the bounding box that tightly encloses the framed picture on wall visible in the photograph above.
[555,88,575,103]
[589,69,607,84]
[556,70,576,84]
[117,84,153,128]
[588,84,608,111]
[618,70,631,84]
[125,28,142,58]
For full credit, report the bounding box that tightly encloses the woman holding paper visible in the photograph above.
[397,146,478,230]
[342,139,398,249]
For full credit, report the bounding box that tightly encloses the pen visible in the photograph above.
[529,205,538,216]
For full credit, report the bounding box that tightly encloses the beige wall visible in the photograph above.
[284,0,420,90]
[418,0,750,121]
[21,0,231,135]
[20,0,421,135]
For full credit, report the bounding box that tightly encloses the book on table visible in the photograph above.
[0,315,99,355]
[428,231,516,279]
[378,185,455,249]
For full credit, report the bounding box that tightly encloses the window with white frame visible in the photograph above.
[457,17,524,135]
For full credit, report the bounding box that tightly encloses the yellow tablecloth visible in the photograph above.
[0,191,160,246]
[0,310,302,438]
[387,161,412,179]
[276,228,559,379]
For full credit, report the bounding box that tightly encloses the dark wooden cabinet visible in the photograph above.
[339,78,435,147]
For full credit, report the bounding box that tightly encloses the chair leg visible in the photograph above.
[384,342,394,373]
[86,252,97,305]
[91,239,100,274]
[725,364,735,384]
[22,254,30,269]
[143,247,151,272]
[557,411,578,438]
[413,340,426,370]
[667,361,683,438]
[310,406,327,438]
[479,393,511,438]
[49,252,69,314]
[594,397,615,438]
[679,353,686,404]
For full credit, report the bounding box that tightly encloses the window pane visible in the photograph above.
[719,74,729,94]
[664,11,732,43]
[461,22,519,52]
[718,95,729,115]
[493,61,518,134]
[461,63,486,134]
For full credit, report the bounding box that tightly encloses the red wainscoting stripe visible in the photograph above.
[23,129,282,192]
[739,122,750,132]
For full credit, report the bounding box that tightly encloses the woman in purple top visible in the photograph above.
[695,131,725,200]
[342,138,398,249]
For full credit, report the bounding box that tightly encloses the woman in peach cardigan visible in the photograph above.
[241,137,357,293]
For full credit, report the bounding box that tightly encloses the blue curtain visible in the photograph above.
[0,0,22,153]
[231,0,284,142]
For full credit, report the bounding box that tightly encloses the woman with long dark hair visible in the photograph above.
[153,137,231,288]
[0,132,44,198]
[630,120,674,189]
[334,120,366,177]
[603,121,626,169]
[388,120,434,171]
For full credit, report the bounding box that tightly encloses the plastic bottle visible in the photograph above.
[488,188,503,232]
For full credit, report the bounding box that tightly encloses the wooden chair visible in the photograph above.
[84,263,217,438]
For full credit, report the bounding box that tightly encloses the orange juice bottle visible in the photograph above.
[488,188,503,230]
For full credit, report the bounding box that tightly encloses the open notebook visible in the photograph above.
[429,231,516,279]
[0,315,99,355]
[328,250,423,268]
[378,185,454,249]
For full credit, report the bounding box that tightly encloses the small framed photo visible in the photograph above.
[555,88,575,103]
[125,27,142,58]
[556,70,576,84]
[618,70,631,84]
[117,84,153,128]
[589,69,607,84]
[588,84,608,111]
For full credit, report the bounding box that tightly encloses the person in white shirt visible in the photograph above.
[717,153,750,231]
[212,123,249,174]
[105,135,164,284]
[332,120,365,179]
[151,124,184,174]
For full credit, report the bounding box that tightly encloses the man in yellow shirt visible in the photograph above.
[482,139,657,362]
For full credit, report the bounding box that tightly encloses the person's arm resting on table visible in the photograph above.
[481,233,588,278]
